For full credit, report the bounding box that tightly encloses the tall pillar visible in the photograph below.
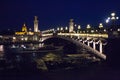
[99,41,103,53]
[87,41,90,46]
[34,16,39,32]
[69,19,74,33]
[93,41,96,50]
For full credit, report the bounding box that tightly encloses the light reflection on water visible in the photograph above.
[0,45,4,57]
[0,45,4,52]
[0,44,101,71]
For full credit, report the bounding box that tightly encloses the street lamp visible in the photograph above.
[86,24,91,29]
[99,23,103,28]
[60,27,63,31]
[57,27,60,31]
[65,26,68,30]
[78,25,81,29]
[106,12,119,23]
[77,25,81,33]
[86,24,91,33]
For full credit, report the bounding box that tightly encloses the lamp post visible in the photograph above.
[99,23,104,33]
[77,25,81,33]
[106,12,119,28]
[86,24,91,33]
[106,12,120,38]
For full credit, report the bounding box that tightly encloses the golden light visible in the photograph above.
[57,33,108,38]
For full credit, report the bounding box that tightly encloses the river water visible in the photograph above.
[0,38,120,80]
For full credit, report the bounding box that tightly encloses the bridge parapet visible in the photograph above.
[57,33,108,38]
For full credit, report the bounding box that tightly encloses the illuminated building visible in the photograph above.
[15,16,40,36]
[22,23,27,32]
[14,16,41,41]
[34,16,39,32]
[15,23,34,35]
[69,19,74,32]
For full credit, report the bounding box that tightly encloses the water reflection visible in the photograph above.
[0,43,101,71]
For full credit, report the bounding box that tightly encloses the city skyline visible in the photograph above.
[0,0,120,30]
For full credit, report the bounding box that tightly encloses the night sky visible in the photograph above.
[0,0,120,30]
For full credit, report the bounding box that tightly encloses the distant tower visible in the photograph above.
[69,19,74,32]
[34,16,39,32]
[22,23,27,32]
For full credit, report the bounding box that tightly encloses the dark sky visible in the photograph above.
[0,0,120,30]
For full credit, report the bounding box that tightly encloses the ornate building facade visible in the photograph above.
[14,16,41,41]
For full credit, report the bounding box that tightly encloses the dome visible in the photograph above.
[22,23,27,32]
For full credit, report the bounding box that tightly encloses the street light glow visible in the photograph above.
[78,25,81,29]
[111,13,115,17]
[108,17,110,20]
[106,19,109,23]
[65,26,68,30]
[61,27,63,30]
[111,16,115,20]
[118,28,120,31]
[86,24,91,29]
[116,17,119,19]
[99,23,103,28]
[57,27,60,31]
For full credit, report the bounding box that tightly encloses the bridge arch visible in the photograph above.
[43,36,106,60]
[43,36,79,54]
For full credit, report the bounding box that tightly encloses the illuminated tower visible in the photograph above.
[69,19,74,32]
[34,16,39,32]
[22,23,27,32]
